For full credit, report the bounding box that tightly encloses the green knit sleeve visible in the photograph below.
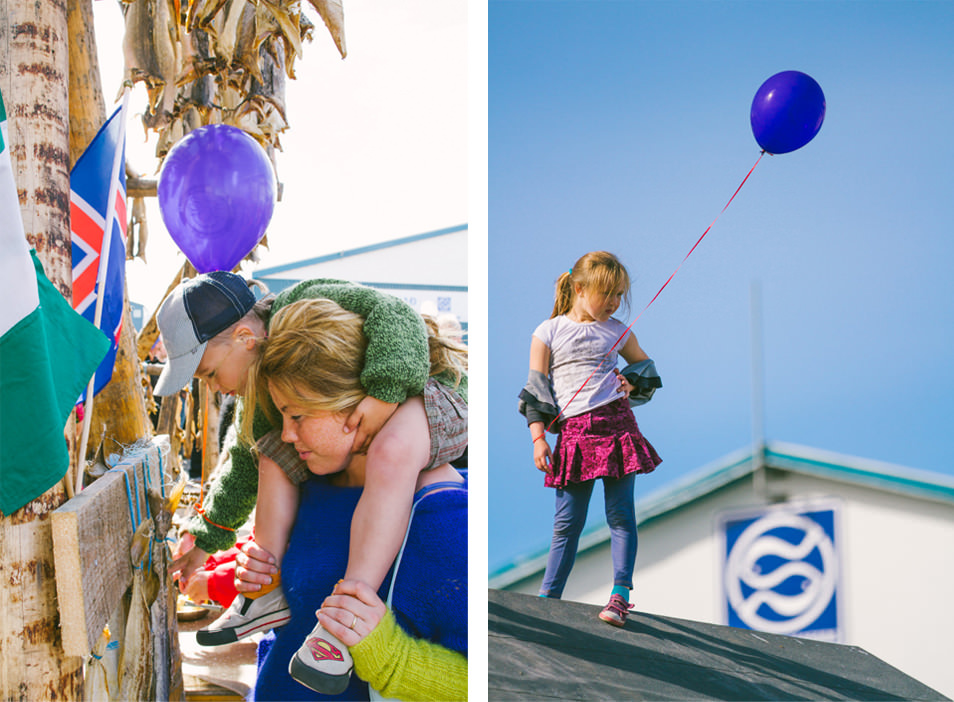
[351,609,468,701]
[186,399,272,554]
[273,279,430,404]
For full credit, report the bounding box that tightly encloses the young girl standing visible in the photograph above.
[519,250,662,626]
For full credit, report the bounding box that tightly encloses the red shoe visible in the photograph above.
[598,593,633,627]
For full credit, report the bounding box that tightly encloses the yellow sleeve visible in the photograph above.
[351,609,468,701]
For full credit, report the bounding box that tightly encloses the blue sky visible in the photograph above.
[488,0,954,573]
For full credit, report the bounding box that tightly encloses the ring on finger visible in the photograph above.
[350,613,358,629]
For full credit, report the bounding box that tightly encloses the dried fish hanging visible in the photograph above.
[118,518,159,702]
[149,465,187,701]
[126,196,149,262]
[85,626,112,702]
[119,0,344,271]
[121,0,347,171]
[121,0,180,132]
[112,455,186,701]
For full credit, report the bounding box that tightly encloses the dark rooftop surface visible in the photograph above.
[488,589,948,701]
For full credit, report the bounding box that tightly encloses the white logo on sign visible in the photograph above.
[725,511,836,635]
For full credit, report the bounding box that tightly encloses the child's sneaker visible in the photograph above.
[288,621,353,694]
[196,588,291,646]
[598,593,633,627]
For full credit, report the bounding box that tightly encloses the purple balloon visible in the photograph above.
[750,71,826,155]
[158,124,276,273]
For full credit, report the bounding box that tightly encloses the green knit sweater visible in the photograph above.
[187,278,466,553]
[352,609,468,700]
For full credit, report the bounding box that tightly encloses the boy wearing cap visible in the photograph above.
[155,272,467,693]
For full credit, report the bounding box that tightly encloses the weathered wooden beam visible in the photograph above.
[51,435,172,657]
[67,0,106,168]
[0,0,82,695]
[127,174,157,198]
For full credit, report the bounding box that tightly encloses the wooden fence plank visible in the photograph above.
[52,436,173,656]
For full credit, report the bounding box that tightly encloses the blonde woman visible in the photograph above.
[238,298,467,700]
[156,274,466,694]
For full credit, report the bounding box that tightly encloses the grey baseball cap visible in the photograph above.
[154,271,256,396]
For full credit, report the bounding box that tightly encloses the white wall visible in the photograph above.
[257,229,469,323]
[270,230,467,287]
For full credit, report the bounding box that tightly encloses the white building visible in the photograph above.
[490,442,954,698]
[252,224,468,339]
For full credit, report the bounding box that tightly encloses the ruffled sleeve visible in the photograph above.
[518,369,560,431]
[621,359,662,406]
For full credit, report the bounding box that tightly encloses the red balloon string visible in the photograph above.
[545,150,767,434]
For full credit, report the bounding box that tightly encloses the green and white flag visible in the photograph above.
[0,88,110,514]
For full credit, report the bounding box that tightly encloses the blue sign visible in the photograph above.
[720,501,841,641]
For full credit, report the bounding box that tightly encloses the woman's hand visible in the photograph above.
[234,540,279,593]
[345,396,399,454]
[169,532,209,587]
[316,579,387,646]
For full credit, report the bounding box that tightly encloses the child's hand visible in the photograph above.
[345,396,399,454]
[172,530,196,561]
[169,534,209,588]
[615,369,634,397]
[182,569,213,603]
[533,436,553,474]
[234,540,278,593]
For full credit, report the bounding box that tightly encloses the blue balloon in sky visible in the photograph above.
[750,71,826,155]
[158,124,276,273]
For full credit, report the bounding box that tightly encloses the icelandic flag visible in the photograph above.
[0,88,110,513]
[70,101,128,401]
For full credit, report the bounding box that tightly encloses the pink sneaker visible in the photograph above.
[598,593,633,627]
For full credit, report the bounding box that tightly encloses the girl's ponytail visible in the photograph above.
[550,271,575,318]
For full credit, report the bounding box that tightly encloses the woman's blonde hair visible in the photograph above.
[240,297,467,443]
[551,250,632,318]
[241,298,367,443]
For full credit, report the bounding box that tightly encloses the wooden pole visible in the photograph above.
[66,0,105,166]
[750,280,767,501]
[0,0,83,697]
[200,382,221,486]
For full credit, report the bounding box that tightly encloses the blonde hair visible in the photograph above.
[422,314,468,388]
[240,298,366,442]
[551,250,632,318]
[241,297,467,443]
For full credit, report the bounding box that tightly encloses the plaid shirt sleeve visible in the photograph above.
[256,429,311,485]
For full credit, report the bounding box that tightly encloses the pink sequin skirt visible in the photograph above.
[547,397,661,488]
